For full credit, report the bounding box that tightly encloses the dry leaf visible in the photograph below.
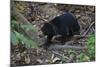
[52,57,60,63]
[25,55,30,64]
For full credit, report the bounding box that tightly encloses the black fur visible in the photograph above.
[41,12,80,49]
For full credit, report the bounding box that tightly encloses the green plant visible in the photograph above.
[87,34,95,61]
[77,53,90,62]
[76,34,95,62]
[11,20,38,48]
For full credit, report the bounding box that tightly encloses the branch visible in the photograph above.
[11,7,30,24]
[83,22,95,36]
[48,41,87,50]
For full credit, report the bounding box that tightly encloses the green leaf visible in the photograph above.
[11,31,19,45]
[20,24,37,32]
[77,53,90,62]
[14,31,38,48]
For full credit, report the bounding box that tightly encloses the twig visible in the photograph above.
[92,27,95,32]
[52,51,68,59]
[72,35,88,40]
[83,22,95,36]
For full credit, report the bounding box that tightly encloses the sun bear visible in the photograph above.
[41,12,80,49]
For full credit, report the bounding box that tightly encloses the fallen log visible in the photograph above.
[48,41,87,50]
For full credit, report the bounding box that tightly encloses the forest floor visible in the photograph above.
[11,1,95,66]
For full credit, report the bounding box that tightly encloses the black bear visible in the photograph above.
[41,12,80,49]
